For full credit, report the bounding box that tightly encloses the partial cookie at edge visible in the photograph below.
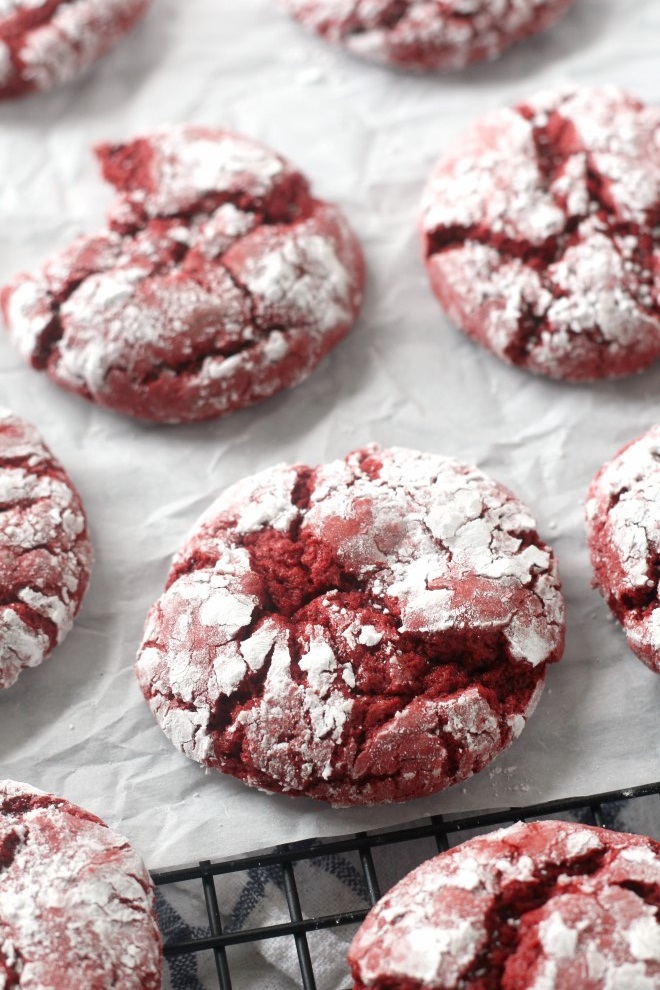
[348,819,660,990]
[420,85,660,381]
[0,778,162,990]
[586,426,660,673]
[0,407,93,690]
[0,0,152,100]
[278,0,575,72]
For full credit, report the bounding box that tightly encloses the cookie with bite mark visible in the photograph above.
[2,126,365,423]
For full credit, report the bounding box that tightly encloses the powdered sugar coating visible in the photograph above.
[0,0,151,100]
[586,427,660,674]
[279,0,574,72]
[420,86,660,381]
[135,445,564,806]
[1,126,365,423]
[349,819,660,990]
[0,779,161,989]
[0,408,92,691]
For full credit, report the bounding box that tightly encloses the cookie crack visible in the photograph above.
[0,597,61,653]
[129,323,294,389]
[426,216,583,270]
[0,452,49,473]
[0,0,72,37]
[0,825,27,875]
[615,879,660,913]
[458,846,611,988]
[341,0,521,39]
[341,0,409,36]
[0,489,70,515]
[239,492,364,618]
[519,101,630,223]
[108,157,314,235]
[0,937,23,990]
[25,165,316,372]
[426,95,658,334]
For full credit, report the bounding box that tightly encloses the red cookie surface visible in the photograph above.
[348,819,660,990]
[1,127,365,423]
[0,779,162,989]
[420,86,660,381]
[0,0,151,99]
[586,426,660,674]
[135,445,565,806]
[278,0,574,72]
[0,408,92,691]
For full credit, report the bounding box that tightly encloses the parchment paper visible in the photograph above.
[0,0,659,871]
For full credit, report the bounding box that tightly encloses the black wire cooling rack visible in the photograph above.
[152,781,660,990]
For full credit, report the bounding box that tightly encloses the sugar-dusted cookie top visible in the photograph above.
[421,86,660,381]
[349,818,660,990]
[587,426,660,673]
[279,0,574,72]
[0,407,92,691]
[0,0,151,99]
[2,127,365,423]
[136,444,564,805]
[0,779,162,989]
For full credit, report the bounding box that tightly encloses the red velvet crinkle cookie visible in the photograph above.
[0,779,162,989]
[586,426,660,674]
[135,445,565,806]
[278,0,574,72]
[0,0,151,100]
[348,819,660,990]
[1,127,365,423]
[420,86,660,381]
[0,408,92,691]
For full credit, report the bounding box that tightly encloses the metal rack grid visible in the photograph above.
[152,781,660,990]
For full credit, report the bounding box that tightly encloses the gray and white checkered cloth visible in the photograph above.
[156,794,660,989]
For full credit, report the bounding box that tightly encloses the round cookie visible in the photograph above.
[586,426,660,674]
[0,0,151,100]
[0,408,92,691]
[348,819,660,990]
[1,127,365,423]
[135,445,565,806]
[0,779,161,989]
[278,0,574,73]
[420,86,660,381]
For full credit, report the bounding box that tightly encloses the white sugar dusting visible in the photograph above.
[306,446,564,667]
[358,624,382,646]
[142,129,285,218]
[350,820,660,989]
[136,445,564,803]
[240,620,279,672]
[586,426,660,670]
[0,779,161,988]
[242,231,351,335]
[0,1,46,16]
[0,0,151,96]
[234,465,301,535]
[539,912,579,959]
[0,409,92,691]
[280,0,574,71]
[421,86,660,382]
[237,627,354,786]
[3,127,363,424]
[627,918,660,963]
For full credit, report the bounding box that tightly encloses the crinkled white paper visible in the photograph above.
[0,0,659,872]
